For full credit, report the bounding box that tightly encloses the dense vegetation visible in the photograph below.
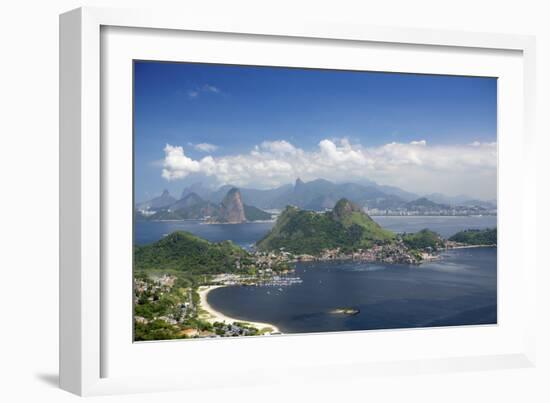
[331,198,395,243]
[402,229,445,251]
[135,319,183,341]
[243,204,272,221]
[134,231,253,275]
[256,199,395,254]
[449,228,497,245]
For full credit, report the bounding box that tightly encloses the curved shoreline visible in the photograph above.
[446,244,496,249]
[198,285,280,334]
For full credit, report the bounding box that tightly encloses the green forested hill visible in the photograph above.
[134,231,252,274]
[449,228,497,245]
[256,199,394,254]
[243,204,272,221]
[331,198,395,242]
[402,229,444,250]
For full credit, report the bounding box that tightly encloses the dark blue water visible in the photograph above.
[135,215,496,247]
[134,220,275,249]
[208,247,497,333]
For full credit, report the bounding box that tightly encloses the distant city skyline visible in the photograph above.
[134,61,497,202]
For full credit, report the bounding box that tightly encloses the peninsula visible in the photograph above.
[257,199,439,264]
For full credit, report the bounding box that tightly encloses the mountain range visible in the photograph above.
[136,178,496,220]
[177,179,496,211]
[422,193,497,209]
[136,190,177,210]
[175,178,418,210]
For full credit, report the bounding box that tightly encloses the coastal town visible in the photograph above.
[138,243,495,340]
[134,273,282,340]
[289,242,430,265]
[133,235,487,340]
[285,238,486,265]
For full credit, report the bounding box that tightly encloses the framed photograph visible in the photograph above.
[60,7,537,396]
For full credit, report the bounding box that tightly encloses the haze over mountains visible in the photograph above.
[136,178,496,221]
[178,179,494,210]
[177,178,422,210]
[136,190,177,211]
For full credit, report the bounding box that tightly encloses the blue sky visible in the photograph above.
[134,61,497,201]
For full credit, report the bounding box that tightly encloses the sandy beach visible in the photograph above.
[198,285,280,334]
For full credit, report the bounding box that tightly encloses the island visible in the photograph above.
[330,308,360,316]
[448,228,497,246]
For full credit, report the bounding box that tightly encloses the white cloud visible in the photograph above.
[160,138,497,199]
[187,84,221,99]
[161,144,201,180]
[202,84,220,93]
[193,142,219,153]
[260,140,298,155]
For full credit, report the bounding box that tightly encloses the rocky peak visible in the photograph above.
[332,198,362,220]
[180,182,210,200]
[295,177,305,189]
[219,188,246,223]
[136,189,176,210]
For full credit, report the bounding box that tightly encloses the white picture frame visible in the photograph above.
[60,6,537,396]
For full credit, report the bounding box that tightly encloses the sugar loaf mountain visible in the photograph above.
[135,178,496,222]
